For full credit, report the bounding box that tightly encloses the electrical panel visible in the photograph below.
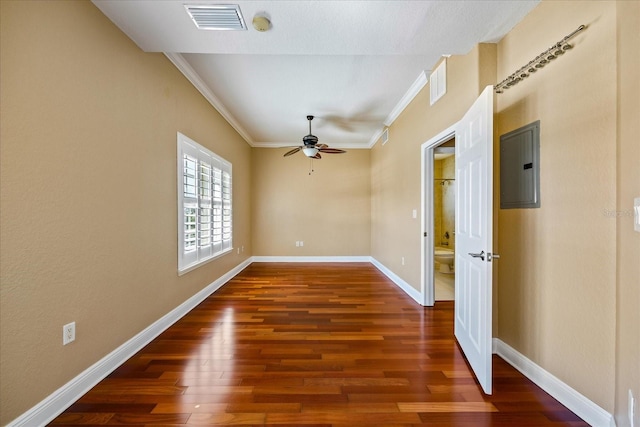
[500,121,540,209]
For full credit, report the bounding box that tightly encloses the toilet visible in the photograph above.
[434,247,455,273]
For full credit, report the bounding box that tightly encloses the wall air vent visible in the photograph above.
[381,128,390,145]
[430,59,447,105]
[184,4,247,30]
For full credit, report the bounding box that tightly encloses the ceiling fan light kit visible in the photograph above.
[284,115,347,162]
[302,147,319,157]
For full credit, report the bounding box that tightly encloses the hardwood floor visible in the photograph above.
[50,263,588,426]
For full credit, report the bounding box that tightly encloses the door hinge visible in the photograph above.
[424,232,427,237]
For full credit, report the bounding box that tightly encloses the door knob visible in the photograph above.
[468,250,485,261]
[488,253,500,262]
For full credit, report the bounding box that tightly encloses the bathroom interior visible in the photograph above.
[434,141,455,301]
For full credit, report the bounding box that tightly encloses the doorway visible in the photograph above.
[420,85,495,394]
[420,124,456,307]
[433,141,455,301]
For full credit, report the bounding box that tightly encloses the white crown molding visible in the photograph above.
[164,52,255,146]
[493,338,615,427]
[250,142,298,149]
[367,127,386,148]
[383,70,429,127]
[251,142,372,149]
[165,54,428,151]
[6,259,253,427]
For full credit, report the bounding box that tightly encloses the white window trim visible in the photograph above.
[177,132,232,275]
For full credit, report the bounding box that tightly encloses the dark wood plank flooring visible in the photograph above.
[50,263,588,426]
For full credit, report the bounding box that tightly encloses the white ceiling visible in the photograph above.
[92,1,539,149]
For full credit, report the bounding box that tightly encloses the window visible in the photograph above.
[177,132,232,274]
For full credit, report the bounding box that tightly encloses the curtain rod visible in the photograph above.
[495,24,586,94]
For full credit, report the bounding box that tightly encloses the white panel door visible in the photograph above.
[454,85,494,395]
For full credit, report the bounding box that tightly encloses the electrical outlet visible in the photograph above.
[300,241,303,247]
[630,389,636,427]
[401,257,405,266]
[237,247,240,254]
[63,322,75,345]
[295,241,299,247]
[241,246,244,253]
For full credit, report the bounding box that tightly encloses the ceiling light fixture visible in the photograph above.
[283,116,346,162]
[302,147,319,158]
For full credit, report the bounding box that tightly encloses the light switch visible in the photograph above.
[412,209,417,219]
[634,197,640,232]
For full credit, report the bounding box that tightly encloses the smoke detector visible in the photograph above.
[252,14,271,32]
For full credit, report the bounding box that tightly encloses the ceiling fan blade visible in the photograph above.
[319,115,356,132]
[318,102,384,133]
[312,153,322,159]
[284,147,302,157]
[317,143,328,149]
[318,148,346,154]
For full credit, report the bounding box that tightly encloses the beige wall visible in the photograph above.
[615,2,640,426]
[371,44,496,290]
[251,148,371,256]
[496,0,633,414]
[0,1,252,424]
[371,0,636,418]
[2,0,637,425]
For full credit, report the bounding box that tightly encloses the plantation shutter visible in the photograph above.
[178,133,232,273]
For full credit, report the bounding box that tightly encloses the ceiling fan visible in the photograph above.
[283,115,346,159]
[317,101,383,133]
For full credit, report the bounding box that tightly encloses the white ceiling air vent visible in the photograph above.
[184,4,247,30]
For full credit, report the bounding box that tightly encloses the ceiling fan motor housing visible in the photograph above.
[303,134,318,146]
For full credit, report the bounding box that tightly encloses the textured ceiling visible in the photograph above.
[92,1,539,148]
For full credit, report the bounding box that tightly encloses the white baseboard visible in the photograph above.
[7,259,252,427]
[369,257,423,305]
[18,259,611,427]
[252,256,371,263]
[9,256,426,426]
[22,258,613,427]
[493,338,615,427]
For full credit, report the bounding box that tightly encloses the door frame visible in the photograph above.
[420,123,457,307]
